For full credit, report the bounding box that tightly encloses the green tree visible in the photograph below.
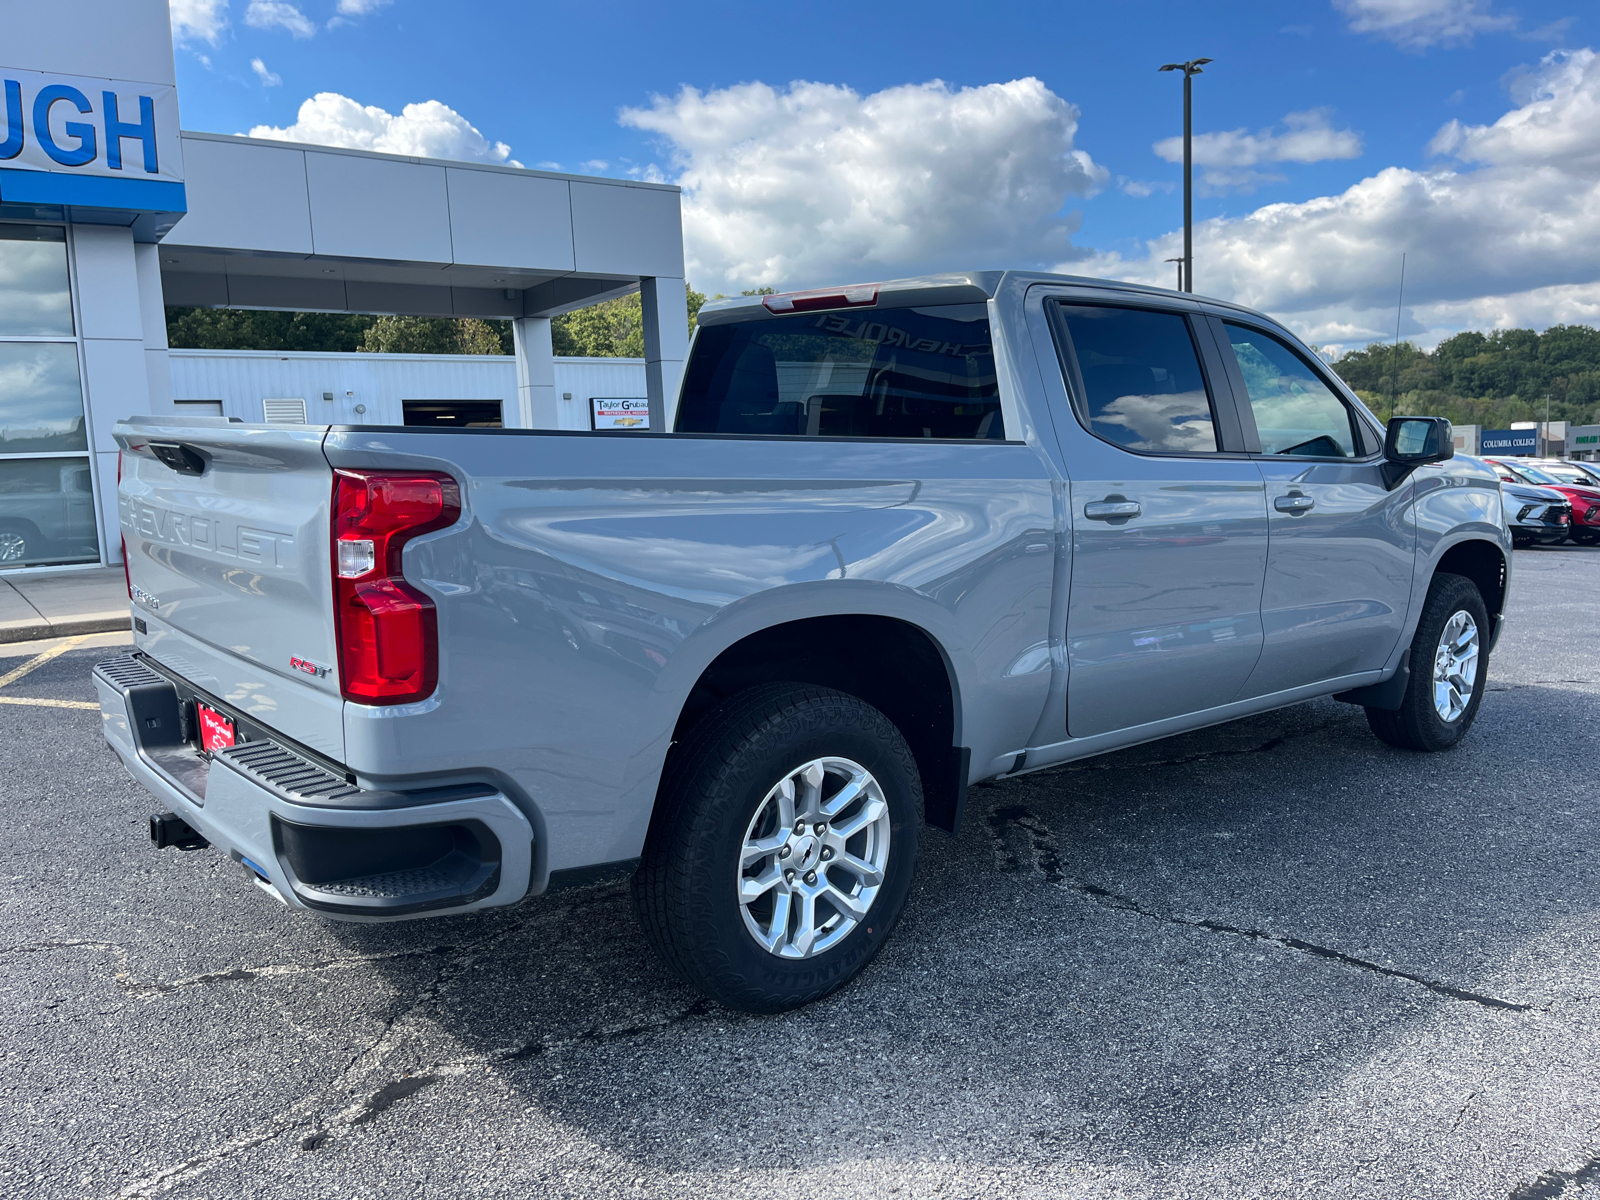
[1332,326,1600,428]
[550,282,708,358]
[359,315,511,355]
[166,308,378,352]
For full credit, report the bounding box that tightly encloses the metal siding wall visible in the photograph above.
[554,357,648,430]
[170,351,649,431]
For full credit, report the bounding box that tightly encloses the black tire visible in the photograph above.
[1365,572,1490,752]
[632,683,921,1013]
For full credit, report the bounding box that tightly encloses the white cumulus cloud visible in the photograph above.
[246,0,315,38]
[336,0,391,13]
[250,58,281,87]
[247,93,520,167]
[1087,49,1600,350]
[170,0,228,44]
[1334,0,1517,50]
[621,77,1108,293]
[1154,109,1363,194]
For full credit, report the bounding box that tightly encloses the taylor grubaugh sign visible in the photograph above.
[590,397,650,431]
[0,66,182,184]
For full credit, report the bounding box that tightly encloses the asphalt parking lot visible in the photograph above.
[2,547,1597,1200]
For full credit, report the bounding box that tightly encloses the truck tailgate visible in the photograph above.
[115,417,346,761]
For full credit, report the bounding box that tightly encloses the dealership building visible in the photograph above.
[1,0,687,575]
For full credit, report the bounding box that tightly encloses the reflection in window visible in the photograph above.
[1225,324,1357,458]
[0,225,73,337]
[0,342,87,453]
[676,304,1002,439]
[0,457,99,566]
[1053,304,1217,453]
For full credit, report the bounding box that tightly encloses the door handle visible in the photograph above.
[1275,493,1315,514]
[1084,499,1142,520]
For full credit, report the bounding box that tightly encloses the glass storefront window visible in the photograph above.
[0,225,73,337]
[0,220,100,569]
[0,342,88,453]
[0,457,99,567]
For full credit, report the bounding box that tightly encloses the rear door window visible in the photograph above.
[675,303,1002,439]
[1224,323,1360,458]
[1049,303,1220,453]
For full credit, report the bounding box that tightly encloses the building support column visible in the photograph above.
[73,225,154,566]
[641,277,688,432]
[512,316,558,429]
[134,243,174,415]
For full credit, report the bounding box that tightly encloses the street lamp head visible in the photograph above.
[1159,58,1214,75]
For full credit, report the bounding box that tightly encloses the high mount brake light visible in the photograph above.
[331,470,460,705]
[762,284,878,314]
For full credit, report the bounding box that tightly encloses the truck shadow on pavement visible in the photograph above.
[309,687,1597,1189]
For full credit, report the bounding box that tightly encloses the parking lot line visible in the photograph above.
[0,634,90,691]
[0,696,99,710]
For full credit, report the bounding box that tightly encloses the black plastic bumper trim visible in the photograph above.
[272,814,502,916]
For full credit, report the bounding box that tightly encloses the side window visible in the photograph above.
[1051,303,1219,453]
[1224,323,1358,458]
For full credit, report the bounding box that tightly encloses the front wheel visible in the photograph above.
[1365,572,1490,752]
[632,683,921,1013]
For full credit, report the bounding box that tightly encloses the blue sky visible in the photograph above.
[168,0,1600,351]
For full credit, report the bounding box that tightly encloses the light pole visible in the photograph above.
[1163,256,1184,291]
[1158,57,1212,293]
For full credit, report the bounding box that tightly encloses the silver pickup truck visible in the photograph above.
[100,271,1511,1012]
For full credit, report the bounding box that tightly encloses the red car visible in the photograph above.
[1484,457,1600,545]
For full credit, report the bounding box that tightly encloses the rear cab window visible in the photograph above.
[675,303,1003,439]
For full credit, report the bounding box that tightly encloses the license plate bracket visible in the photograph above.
[196,702,236,754]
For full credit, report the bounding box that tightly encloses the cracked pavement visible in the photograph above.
[2,545,1599,1199]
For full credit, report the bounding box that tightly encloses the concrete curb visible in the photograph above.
[0,614,132,646]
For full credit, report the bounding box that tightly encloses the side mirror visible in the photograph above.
[1382,416,1453,488]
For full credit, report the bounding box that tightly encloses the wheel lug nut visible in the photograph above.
[794,821,806,835]
[804,870,818,885]
[820,847,833,861]
[813,823,826,835]
[785,869,796,884]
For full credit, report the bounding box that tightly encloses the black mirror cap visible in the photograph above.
[1384,416,1455,465]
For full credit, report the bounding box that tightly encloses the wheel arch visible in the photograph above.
[669,613,967,833]
[1434,538,1508,637]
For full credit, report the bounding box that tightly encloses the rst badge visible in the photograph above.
[289,656,331,678]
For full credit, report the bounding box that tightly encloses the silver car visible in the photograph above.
[102,272,1512,1012]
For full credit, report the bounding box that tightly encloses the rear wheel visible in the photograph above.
[632,683,921,1013]
[0,522,31,564]
[1365,572,1489,752]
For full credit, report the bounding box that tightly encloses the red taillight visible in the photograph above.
[762,284,878,314]
[331,470,460,704]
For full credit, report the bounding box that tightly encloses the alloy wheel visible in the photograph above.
[1432,609,1480,723]
[736,756,891,959]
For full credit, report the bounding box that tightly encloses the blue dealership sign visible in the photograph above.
[1479,428,1537,455]
[0,65,184,214]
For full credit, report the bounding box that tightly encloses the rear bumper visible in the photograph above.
[95,654,534,921]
